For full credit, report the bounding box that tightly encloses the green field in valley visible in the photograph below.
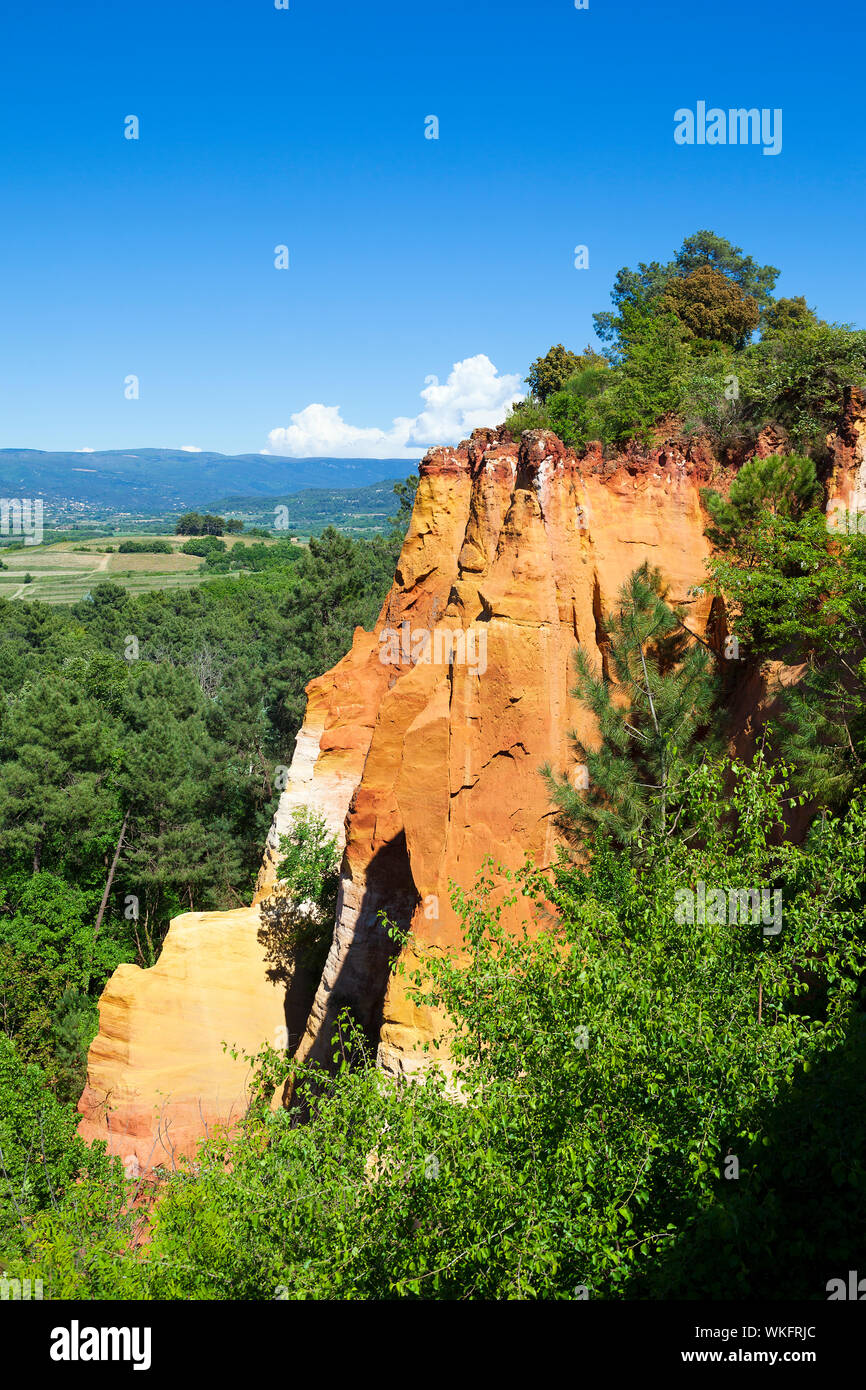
[0,534,284,604]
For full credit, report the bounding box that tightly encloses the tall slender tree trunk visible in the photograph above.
[93,806,131,943]
[638,640,665,835]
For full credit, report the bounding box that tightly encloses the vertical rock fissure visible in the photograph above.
[299,833,418,1070]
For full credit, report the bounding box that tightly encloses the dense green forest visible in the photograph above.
[2,233,866,1301]
[0,526,404,1107]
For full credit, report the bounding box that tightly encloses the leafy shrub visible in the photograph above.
[0,872,132,1090]
[740,321,866,448]
[259,807,340,979]
[180,535,227,557]
[524,344,607,404]
[504,397,551,437]
[588,307,689,446]
[117,540,172,554]
[0,1036,116,1257]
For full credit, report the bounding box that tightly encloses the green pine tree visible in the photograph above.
[778,662,865,807]
[702,468,866,806]
[701,453,821,563]
[545,563,720,856]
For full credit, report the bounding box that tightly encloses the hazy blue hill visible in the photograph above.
[0,448,414,516]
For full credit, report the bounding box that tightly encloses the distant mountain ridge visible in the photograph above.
[0,448,414,515]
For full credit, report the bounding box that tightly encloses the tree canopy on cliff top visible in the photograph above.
[511,230,866,452]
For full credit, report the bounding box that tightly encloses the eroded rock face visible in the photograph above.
[295,427,719,1077]
[80,406,866,1166]
[77,907,286,1172]
[827,386,866,523]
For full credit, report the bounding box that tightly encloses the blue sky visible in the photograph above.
[1,0,864,458]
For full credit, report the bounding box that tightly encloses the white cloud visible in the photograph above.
[180,445,202,453]
[408,355,524,446]
[266,355,524,458]
[267,404,417,460]
[76,447,95,453]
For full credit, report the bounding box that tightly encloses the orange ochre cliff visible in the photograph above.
[77,402,866,1172]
